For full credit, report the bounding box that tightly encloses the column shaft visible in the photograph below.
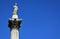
[10,28,19,39]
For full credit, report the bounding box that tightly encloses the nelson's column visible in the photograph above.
[8,3,22,39]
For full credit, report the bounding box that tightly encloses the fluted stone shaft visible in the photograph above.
[10,28,19,39]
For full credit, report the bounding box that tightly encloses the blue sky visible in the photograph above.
[0,0,60,39]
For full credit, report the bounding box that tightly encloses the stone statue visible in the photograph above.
[13,3,18,15]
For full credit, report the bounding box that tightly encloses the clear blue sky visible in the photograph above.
[0,0,60,39]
